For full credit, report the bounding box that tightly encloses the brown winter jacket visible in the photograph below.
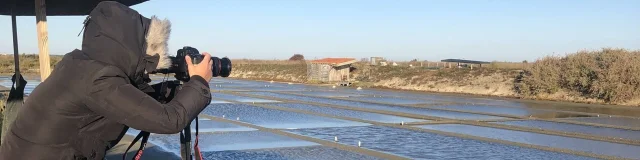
[0,2,211,159]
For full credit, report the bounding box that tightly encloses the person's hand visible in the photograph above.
[186,52,213,82]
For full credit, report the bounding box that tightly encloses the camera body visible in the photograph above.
[152,46,232,82]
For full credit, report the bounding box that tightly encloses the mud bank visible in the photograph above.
[228,62,640,107]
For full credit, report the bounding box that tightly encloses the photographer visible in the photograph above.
[0,1,212,160]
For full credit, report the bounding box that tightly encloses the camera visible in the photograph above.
[138,46,231,160]
[152,46,232,81]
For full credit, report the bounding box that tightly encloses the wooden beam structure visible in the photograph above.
[11,2,20,85]
[2,1,21,142]
[35,0,51,81]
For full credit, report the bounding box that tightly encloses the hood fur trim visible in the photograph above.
[145,16,172,69]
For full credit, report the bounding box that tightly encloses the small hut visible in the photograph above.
[370,57,385,65]
[307,58,357,82]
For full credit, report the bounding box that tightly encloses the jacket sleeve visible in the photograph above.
[83,67,212,134]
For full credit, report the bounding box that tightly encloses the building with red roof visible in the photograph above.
[308,58,357,83]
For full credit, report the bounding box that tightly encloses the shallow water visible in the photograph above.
[244,92,507,120]
[418,124,640,159]
[203,145,384,160]
[515,101,640,117]
[286,126,596,160]
[210,99,232,104]
[284,91,365,98]
[493,120,640,141]
[190,118,258,133]
[559,117,640,128]
[201,103,371,129]
[335,88,525,107]
[126,117,258,134]
[142,131,320,156]
[268,103,426,123]
[212,92,281,103]
[0,79,40,95]
[347,96,438,104]
[430,105,591,118]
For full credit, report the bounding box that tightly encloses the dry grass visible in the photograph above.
[0,54,63,73]
[231,59,308,65]
[389,61,528,70]
[350,61,519,97]
[229,59,308,82]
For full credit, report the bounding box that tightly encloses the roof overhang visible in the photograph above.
[0,0,149,16]
[440,59,490,64]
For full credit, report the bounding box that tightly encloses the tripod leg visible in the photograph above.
[180,122,192,160]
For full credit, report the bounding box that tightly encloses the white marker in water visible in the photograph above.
[358,141,361,147]
[222,115,226,118]
[237,117,240,121]
[401,121,404,125]
[334,136,338,142]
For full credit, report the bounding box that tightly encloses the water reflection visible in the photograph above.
[269,103,426,123]
[201,103,371,129]
[287,126,595,160]
[494,120,640,141]
[418,124,640,159]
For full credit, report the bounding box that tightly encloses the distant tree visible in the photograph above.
[289,54,305,61]
[523,60,528,63]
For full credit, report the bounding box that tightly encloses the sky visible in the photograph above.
[1,0,638,62]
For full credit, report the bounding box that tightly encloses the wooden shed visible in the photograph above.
[307,58,357,82]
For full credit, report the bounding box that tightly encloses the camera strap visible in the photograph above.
[122,131,150,160]
[194,119,203,160]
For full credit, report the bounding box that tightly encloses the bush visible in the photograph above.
[515,48,640,103]
[514,56,562,95]
[289,54,304,61]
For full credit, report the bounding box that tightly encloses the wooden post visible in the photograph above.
[35,0,52,82]
[11,6,20,87]
[2,4,22,142]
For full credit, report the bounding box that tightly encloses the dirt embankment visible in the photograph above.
[229,61,521,97]
[227,48,640,107]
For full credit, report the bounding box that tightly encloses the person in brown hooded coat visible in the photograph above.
[0,1,213,159]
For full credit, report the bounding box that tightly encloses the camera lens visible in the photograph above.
[211,57,221,77]
[220,57,232,77]
[210,57,232,77]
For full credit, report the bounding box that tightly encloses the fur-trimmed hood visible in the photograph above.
[145,16,172,70]
[80,1,171,82]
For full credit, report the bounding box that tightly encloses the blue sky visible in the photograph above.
[1,0,638,62]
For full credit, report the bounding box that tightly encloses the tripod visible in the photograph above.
[124,80,202,160]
